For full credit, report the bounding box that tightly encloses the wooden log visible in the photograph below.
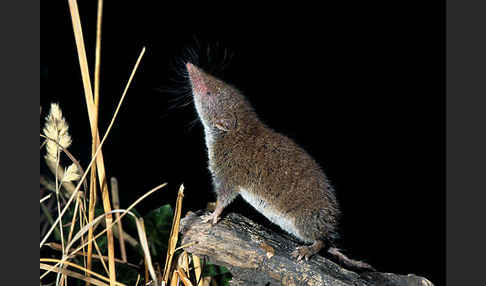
[180,210,434,286]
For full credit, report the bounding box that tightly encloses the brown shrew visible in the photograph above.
[186,63,374,271]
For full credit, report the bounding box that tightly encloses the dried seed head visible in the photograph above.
[43,103,72,162]
[62,163,80,182]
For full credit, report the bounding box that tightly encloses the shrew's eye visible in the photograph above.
[206,91,211,96]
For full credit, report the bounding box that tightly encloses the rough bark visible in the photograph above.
[180,210,434,286]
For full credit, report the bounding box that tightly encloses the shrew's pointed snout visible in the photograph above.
[186,62,195,73]
[186,62,202,81]
[186,63,209,96]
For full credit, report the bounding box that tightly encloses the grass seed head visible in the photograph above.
[43,103,72,162]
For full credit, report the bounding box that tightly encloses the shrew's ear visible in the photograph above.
[214,114,238,132]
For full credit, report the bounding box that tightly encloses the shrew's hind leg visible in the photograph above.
[291,240,325,261]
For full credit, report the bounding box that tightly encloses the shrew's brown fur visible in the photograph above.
[186,63,374,271]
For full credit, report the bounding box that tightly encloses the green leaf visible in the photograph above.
[142,204,174,258]
[202,262,231,276]
[113,262,140,285]
[95,235,108,253]
[122,208,142,233]
[202,262,232,285]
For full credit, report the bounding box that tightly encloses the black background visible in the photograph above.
[41,1,445,285]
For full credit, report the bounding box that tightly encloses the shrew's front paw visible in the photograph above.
[201,212,220,225]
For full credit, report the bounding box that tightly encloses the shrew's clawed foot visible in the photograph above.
[291,240,324,261]
[201,204,224,225]
[201,211,221,225]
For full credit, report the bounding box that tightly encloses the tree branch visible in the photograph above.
[180,210,434,286]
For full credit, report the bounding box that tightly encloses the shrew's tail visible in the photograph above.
[328,247,376,272]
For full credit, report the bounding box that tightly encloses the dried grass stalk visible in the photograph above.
[110,177,127,262]
[192,255,203,286]
[40,194,52,204]
[177,268,194,286]
[67,0,116,283]
[87,0,104,282]
[46,243,140,269]
[134,275,141,286]
[202,277,212,286]
[144,257,149,285]
[40,263,109,286]
[40,134,89,195]
[169,270,179,286]
[176,251,190,282]
[162,185,185,283]
[137,218,158,285]
[41,259,125,286]
[40,183,166,279]
[43,103,72,284]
